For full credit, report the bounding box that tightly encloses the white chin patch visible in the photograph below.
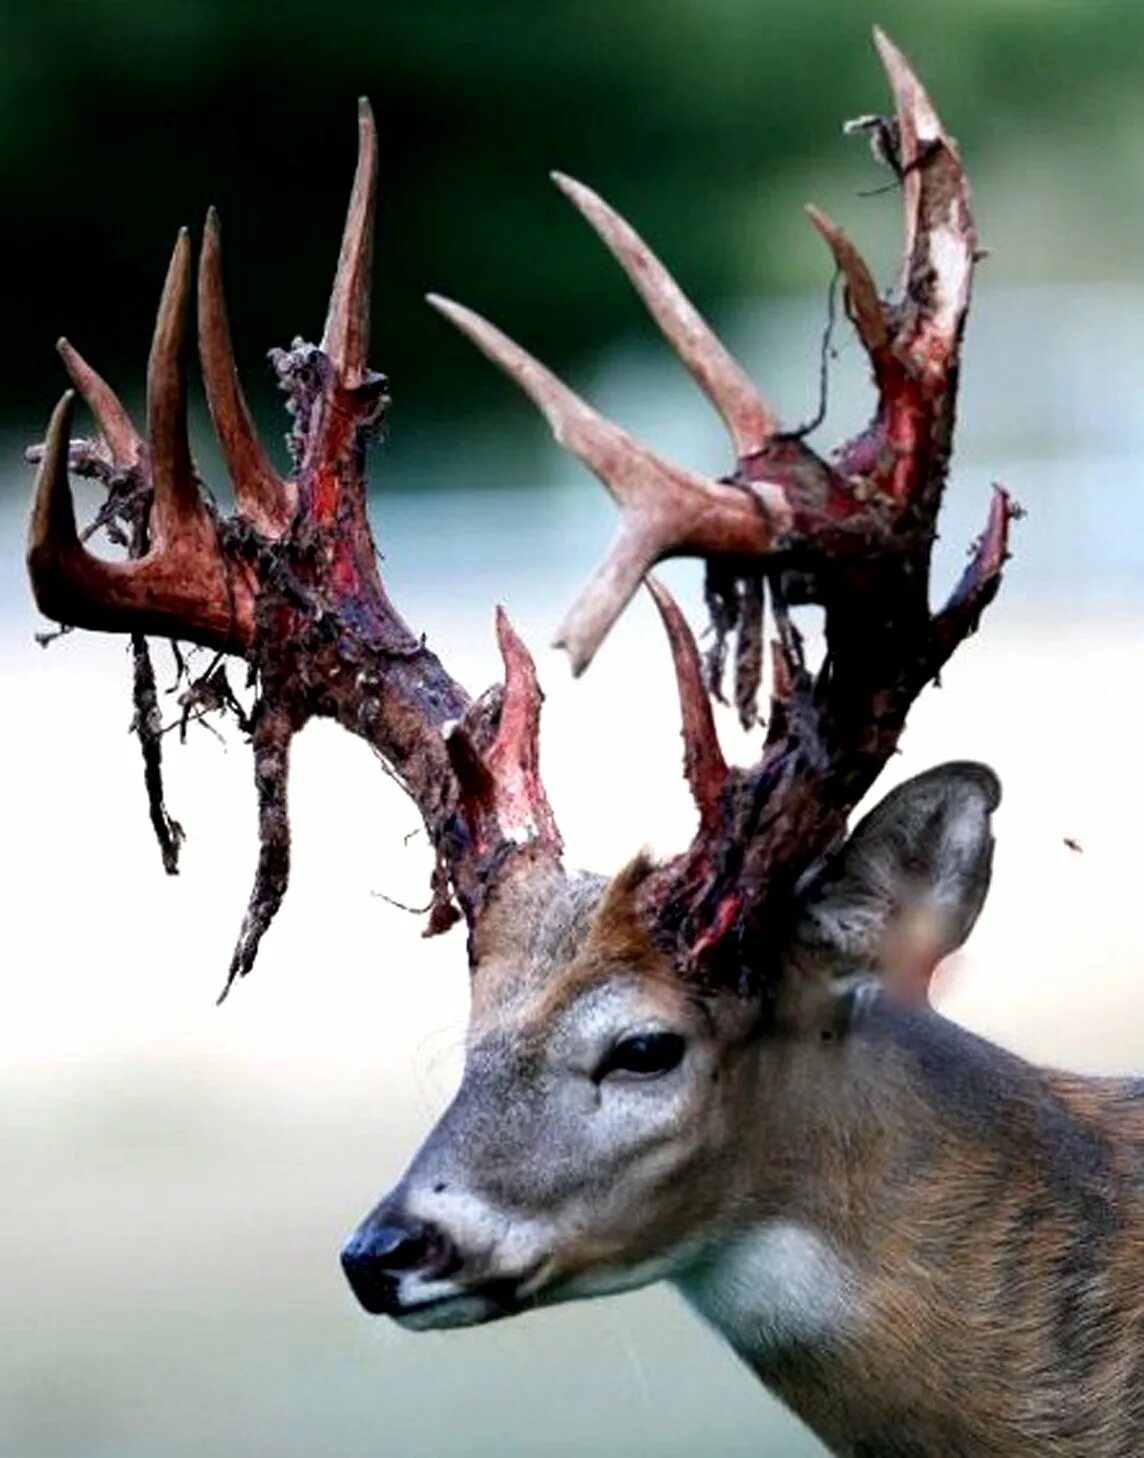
[392,1293,504,1331]
[550,1242,703,1303]
[387,1266,502,1328]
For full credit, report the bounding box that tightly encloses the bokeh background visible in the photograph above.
[4,3,1144,1456]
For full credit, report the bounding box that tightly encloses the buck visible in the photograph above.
[26,29,1144,1458]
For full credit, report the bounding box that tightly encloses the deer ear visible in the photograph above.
[785,761,1000,1010]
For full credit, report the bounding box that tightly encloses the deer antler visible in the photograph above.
[28,34,1012,998]
[27,98,562,996]
[432,28,1016,981]
[30,236,257,650]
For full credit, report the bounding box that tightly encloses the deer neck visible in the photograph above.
[675,1001,1143,1458]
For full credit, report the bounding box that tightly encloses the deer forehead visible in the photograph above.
[468,870,603,1008]
[468,864,684,1040]
[469,966,692,1053]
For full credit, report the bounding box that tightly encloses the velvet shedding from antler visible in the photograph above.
[28,31,1014,998]
[431,28,1016,984]
[27,99,562,997]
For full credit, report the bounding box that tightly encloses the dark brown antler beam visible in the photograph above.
[26,99,565,993]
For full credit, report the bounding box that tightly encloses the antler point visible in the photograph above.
[552,630,589,678]
[550,169,582,197]
[28,390,80,578]
[320,98,377,382]
[643,573,669,610]
[871,24,900,66]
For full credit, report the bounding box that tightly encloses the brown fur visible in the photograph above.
[466,857,1144,1454]
[728,1005,1144,1457]
[368,766,1143,1458]
[519,855,672,1025]
[519,885,1144,1458]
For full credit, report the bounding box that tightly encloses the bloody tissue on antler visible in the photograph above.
[28,32,1015,994]
[431,28,1017,979]
[27,99,563,993]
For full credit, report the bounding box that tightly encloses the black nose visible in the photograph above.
[340,1217,451,1315]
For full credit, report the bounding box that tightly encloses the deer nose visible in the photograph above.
[340,1217,452,1315]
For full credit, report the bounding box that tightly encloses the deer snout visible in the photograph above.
[340,1214,456,1315]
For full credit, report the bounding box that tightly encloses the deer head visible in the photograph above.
[342,758,1000,1328]
[28,22,1015,1379]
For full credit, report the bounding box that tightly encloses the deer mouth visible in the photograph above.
[390,1276,535,1330]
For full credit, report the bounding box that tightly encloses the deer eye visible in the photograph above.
[596,1032,686,1082]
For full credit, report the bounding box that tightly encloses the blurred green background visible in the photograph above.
[5,0,1144,443]
[5,4,1144,1458]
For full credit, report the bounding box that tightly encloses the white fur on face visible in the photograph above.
[387,1184,556,1327]
[391,1179,705,1327]
[675,1221,864,1358]
[385,978,704,1329]
[402,1183,557,1272]
[545,1239,707,1303]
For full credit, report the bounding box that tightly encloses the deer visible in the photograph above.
[25,27,1144,1458]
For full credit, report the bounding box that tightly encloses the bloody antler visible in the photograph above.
[30,236,257,650]
[28,34,1013,997]
[27,98,562,995]
[432,29,1016,979]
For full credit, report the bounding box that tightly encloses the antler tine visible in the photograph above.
[645,577,728,837]
[321,96,378,387]
[28,391,81,582]
[426,291,683,671]
[485,607,563,855]
[873,25,945,212]
[56,339,141,466]
[445,609,563,856]
[428,292,788,675]
[27,386,252,647]
[551,172,779,459]
[199,207,294,537]
[931,485,1014,661]
[146,229,202,544]
[554,529,665,678]
[804,206,889,360]
[26,391,128,629]
[427,292,665,504]
[872,27,975,357]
